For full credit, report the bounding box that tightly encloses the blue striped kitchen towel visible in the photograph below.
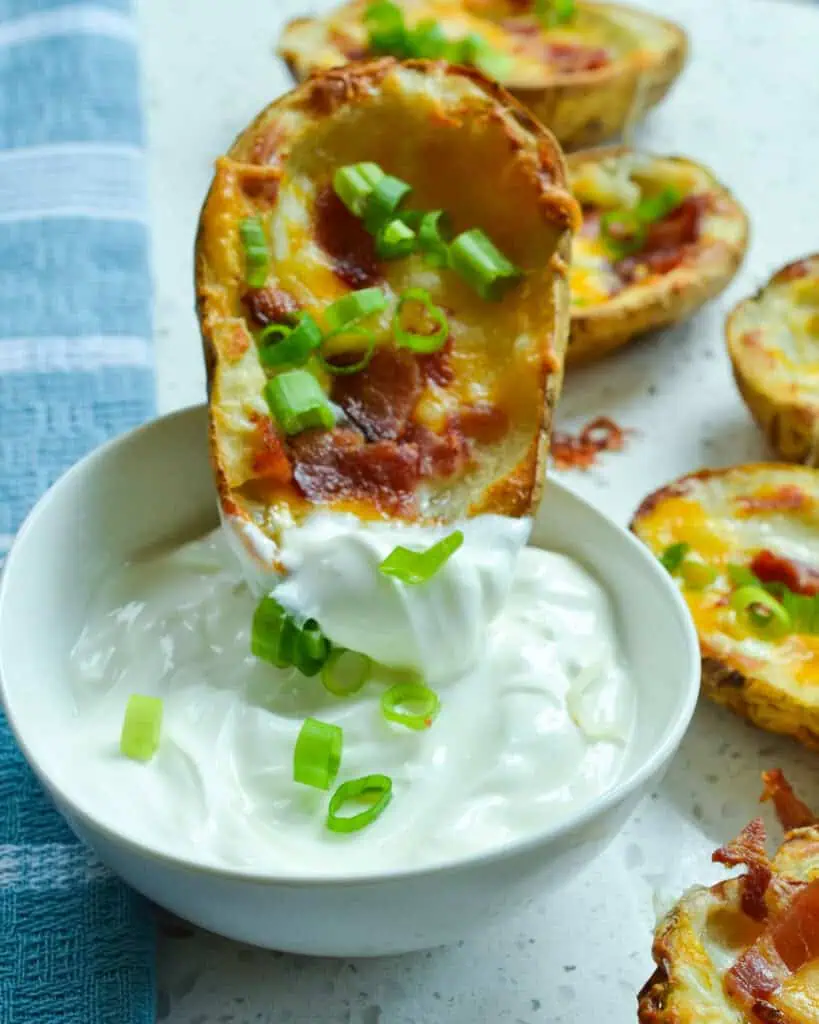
[0,0,156,1020]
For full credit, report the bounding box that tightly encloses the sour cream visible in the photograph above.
[64,526,635,875]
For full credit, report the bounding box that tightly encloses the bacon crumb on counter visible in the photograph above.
[551,416,630,470]
[762,770,818,831]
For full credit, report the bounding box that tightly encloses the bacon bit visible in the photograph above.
[743,329,764,350]
[762,770,818,832]
[403,423,472,479]
[551,416,629,471]
[241,174,280,204]
[416,337,455,387]
[243,287,301,327]
[452,403,509,444]
[331,348,422,442]
[250,126,285,167]
[615,195,709,284]
[737,485,810,516]
[223,324,251,362]
[289,427,420,515]
[713,819,773,922]
[750,549,819,597]
[543,41,610,72]
[314,185,381,289]
[249,416,292,483]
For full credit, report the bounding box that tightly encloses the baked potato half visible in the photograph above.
[639,773,819,1024]
[195,58,578,573]
[567,146,749,366]
[631,463,819,749]
[278,1,687,150]
[727,255,819,464]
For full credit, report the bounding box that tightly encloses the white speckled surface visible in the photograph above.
[137,0,819,1019]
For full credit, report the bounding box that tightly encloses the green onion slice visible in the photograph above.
[252,596,332,675]
[637,187,682,224]
[326,774,393,833]
[293,717,343,790]
[324,287,388,331]
[448,228,522,300]
[659,542,690,574]
[779,590,819,635]
[365,0,408,56]
[679,558,718,590]
[381,680,440,731]
[728,563,759,588]
[333,162,385,217]
[120,694,163,762]
[418,210,452,267]
[536,0,576,26]
[379,530,464,585]
[408,18,448,58]
[364,174,412,232]
[375,217,417,260]
[600,208,646,258]
[239,217,270,288]
[321,649,373,697]
[264,369,335,434]
[318,325,377,376]
[258,313,323,369]
[393,287,449,353]
[731,585,791,638]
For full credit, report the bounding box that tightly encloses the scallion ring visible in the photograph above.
[324,287,388,331]
[321,649,373,697]
[239,216,270,288]
[375,217,417,260]
[728,564,759,588]
[333,162,385,217]
[448,228,522,301]
[318,324,377,376]
[659,542,690,574]
[264,369,335,434]
[731,585,791,638]
[379,530,464,585]
[120,694,163,762]
[326,774,393,833]
[679,557,718,590]
[381,680,440,731]
[364,174,412,232]
[258,313,323,369]
[293,717,343,790]
[393,287,449,353]
[418,210,452,267]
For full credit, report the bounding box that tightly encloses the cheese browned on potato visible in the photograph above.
[639,772,819,1024]
[195,59,578,570]
[278,1,687,150]
[567,146,748,366]
[631,464,819,749]
[727,255,819,464]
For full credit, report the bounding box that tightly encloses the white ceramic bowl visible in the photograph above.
[0,405,699,956]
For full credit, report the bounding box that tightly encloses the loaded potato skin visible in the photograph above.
[278,1,687,150]
[567,146,748,366]
[631,464,819,750]
[195,58,579,570]
[727,255,819,464]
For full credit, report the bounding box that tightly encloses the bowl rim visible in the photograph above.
[0,403,700,888]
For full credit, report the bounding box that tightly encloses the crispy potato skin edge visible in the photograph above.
[277,3,688,150]
[566,145,750,368]
[727,254,819,465]
[194,58,577,549]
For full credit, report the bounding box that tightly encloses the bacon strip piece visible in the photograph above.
[762,770,818,832]
[615,195,708,284]
[331,348,422,442]
[314,185,381,289]
[713,819,773,922]
[750,549,819,598]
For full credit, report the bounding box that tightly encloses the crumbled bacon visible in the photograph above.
[762,770,818,831]
[452,403,509,444]
[314,185,381,289]
[713,819,774,922]
[243,287,300,327]
[750,549,819,597]
[249,415,292,484]
[615,195,709,284]
[551,416,629,470]
[416,336,455,387]
[542,41,610,72]
[738,485,809,516]
[404,423,472,479]
[331,348,422,442]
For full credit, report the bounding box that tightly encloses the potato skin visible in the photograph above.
[194,59,578,562]
[567,146,749,367]
[727,255,819,465]
[277,2,688,150]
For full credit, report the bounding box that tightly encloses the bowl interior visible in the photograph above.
[0,404,699,880]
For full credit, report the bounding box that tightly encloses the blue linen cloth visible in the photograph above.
[0,0,156,1019]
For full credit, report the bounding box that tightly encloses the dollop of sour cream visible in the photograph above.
[64,520,636,875]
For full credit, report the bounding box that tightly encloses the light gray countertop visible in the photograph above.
[136,0,819,1019]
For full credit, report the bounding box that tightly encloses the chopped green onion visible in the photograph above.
[381,680,440,731]
[258,313,323,369]
[326,774,393,833]
[408,18,448,58]
[364,174,412,232]
[731,585,791,639]
[393,288,449,353]
[536,0,575,26]
[264,369,335,435]
[600,208,646,258]
[293,718,342,790]
[239,217,270,288]
[453,33,511,80]
[365,0,409,56]
[779,590,819,635]
[300,619,331,667]
[679,557,718,590]
[637,187,682,224]
[120,694,163,762]
[375,217,417,259]
[379,530,464,585]
[418,210,452,267]
[333,162,385,217]
[321,649,372,697]
[448,228,522,300]
[318,325,377,376]
[659,542,690,574]
[252,596,331,675]
[728,563,760,588]
[324,287,388,331]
